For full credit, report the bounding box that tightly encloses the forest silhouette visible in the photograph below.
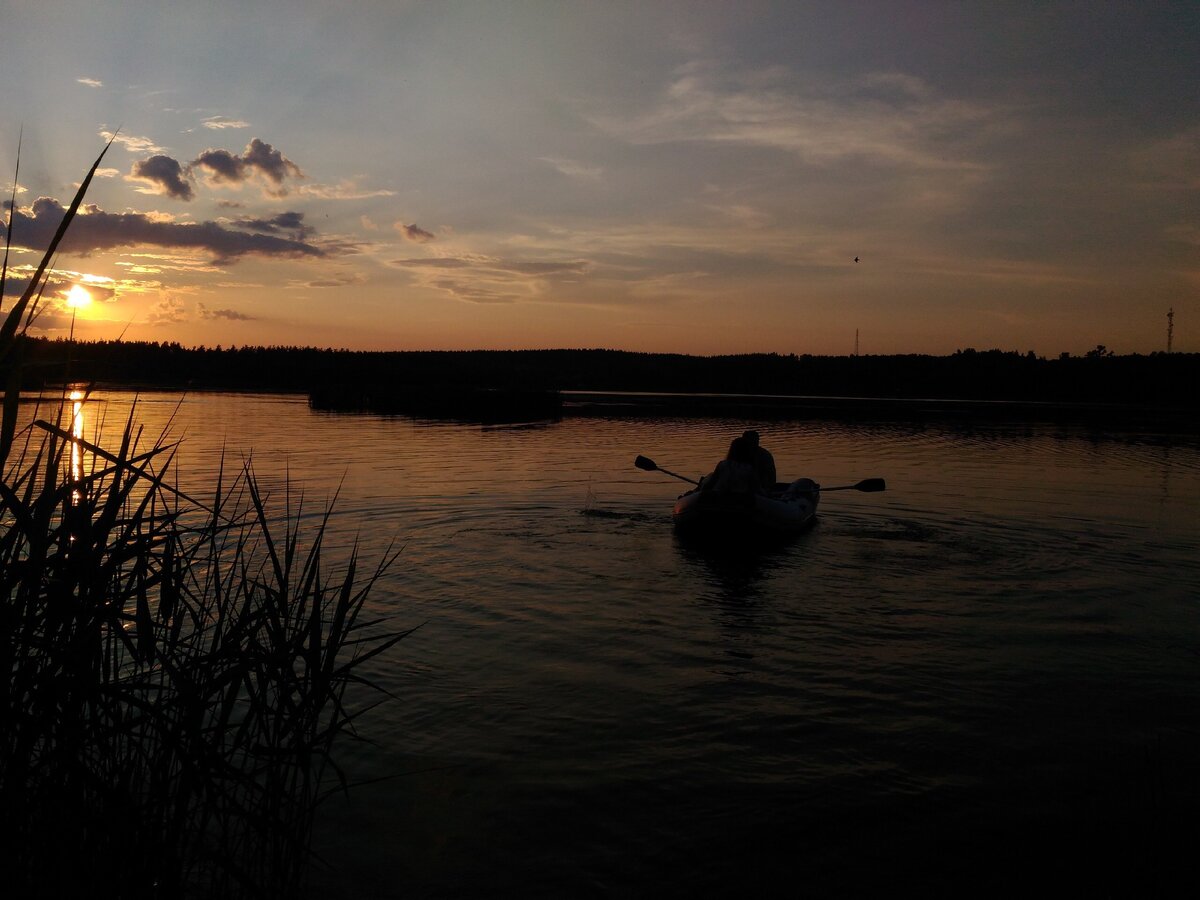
[16,337,1198,427]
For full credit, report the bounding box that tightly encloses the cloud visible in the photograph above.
[1164,224,1200,247]
[114,253,226,275]
[390,256,588,276]
[230,211,314,238]
[129,155,195,200]
[77,77,103,88]
[100,130,167,155]
[146,297,188,325]
[197,302,255,320]
[292,272,366,289]
[191,138,304,196]
[95,168,120,179]
[539,157,603,180]
[426,278,518,304]
[1131,125,1200,190]
[3,197,326,264]
[297,180,396,200]
[0,269,124,331]
[589,66,993,171]
[127,147,385,203]
[495,260,589,275]
[202,116,250,130]
[699,198,772,228]
[391,257,471,268]
[191,148,245,182]
[389,255,591,304]
[242,138,301,184]
[1,266,117,303]
[397,222,436,243]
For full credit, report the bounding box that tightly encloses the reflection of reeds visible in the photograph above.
[2,143,402,897]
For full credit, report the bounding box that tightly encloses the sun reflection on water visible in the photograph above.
[70,389,84,502]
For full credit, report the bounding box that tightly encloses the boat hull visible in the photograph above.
[672,479,819,538]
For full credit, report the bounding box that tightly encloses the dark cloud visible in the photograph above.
[1,270,115,303]
[129,155,195,200]
[27,310,82,332]
[192,148,245,182]
[297,272,366,288]
[389,257,588,276]
[398,223,436,243]
[2,273,39,298]
[197,302,255,321]
[311,237,367,256]
[428,278,515,304]
[387,255,593,306]
[3,197,325,264]
[496,260,589,275]
[390,257,470,268]
[232,211,313,238]
[191,138,303,195]
[242,138,302,184]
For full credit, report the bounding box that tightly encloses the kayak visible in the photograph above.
[672,478,820,537]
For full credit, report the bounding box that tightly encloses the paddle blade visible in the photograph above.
[634,455,658,472]
[856,478,886,492]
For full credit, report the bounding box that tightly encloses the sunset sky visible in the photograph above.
[1,1,1196,356]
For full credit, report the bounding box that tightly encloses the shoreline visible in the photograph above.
[25,383,1200,434]
[562,390,1199,431]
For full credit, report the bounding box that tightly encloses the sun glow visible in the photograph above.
[66,284,92,309]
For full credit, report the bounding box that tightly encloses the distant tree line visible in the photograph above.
[11,337,1198,409]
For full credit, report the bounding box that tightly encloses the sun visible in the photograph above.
[65,284,93,309]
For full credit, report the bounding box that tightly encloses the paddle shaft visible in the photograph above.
[635,454,700,485]
[636,456,882,494]
[819,478,886,493]
[656,466,699,486]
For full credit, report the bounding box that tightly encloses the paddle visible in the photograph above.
[819,478,887,493]
[634,454,698,485]
[635,455,885,494]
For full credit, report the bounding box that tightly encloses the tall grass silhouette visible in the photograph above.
[1,140,403,898]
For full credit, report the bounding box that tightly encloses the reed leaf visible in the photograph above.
[0,136,114,353]
[2,139,403,900]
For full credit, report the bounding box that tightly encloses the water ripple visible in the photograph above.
[42,391,1200,898]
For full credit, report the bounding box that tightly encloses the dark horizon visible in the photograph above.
[14,336,1198,430]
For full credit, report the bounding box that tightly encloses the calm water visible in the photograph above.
[59,392,1200,894]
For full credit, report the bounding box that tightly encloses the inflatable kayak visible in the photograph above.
[672,478,820,537]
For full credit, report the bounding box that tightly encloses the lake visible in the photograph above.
[61,391,1200,895]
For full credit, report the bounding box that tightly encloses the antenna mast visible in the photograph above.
[854,328,859,357]
[1167,308,1174,354]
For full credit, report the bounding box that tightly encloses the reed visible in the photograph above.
[1,142,403,898]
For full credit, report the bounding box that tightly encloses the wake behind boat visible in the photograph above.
[672,479,820,537]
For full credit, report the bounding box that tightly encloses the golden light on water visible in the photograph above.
[70,390,84,494]
[66,284,92,309]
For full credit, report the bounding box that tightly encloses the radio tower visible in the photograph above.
[1167,308,1174,354]
[854,328,860,357]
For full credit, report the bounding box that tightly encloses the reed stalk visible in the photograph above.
[1,141,403,898]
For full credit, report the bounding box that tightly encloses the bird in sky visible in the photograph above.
[854,256,859,263]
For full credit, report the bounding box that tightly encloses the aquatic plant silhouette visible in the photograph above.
[1,140,403,898]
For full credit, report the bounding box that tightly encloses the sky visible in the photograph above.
[1,0,1196,356]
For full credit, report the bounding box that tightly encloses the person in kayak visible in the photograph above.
[742,430,777,491]
[699,435,762,494]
